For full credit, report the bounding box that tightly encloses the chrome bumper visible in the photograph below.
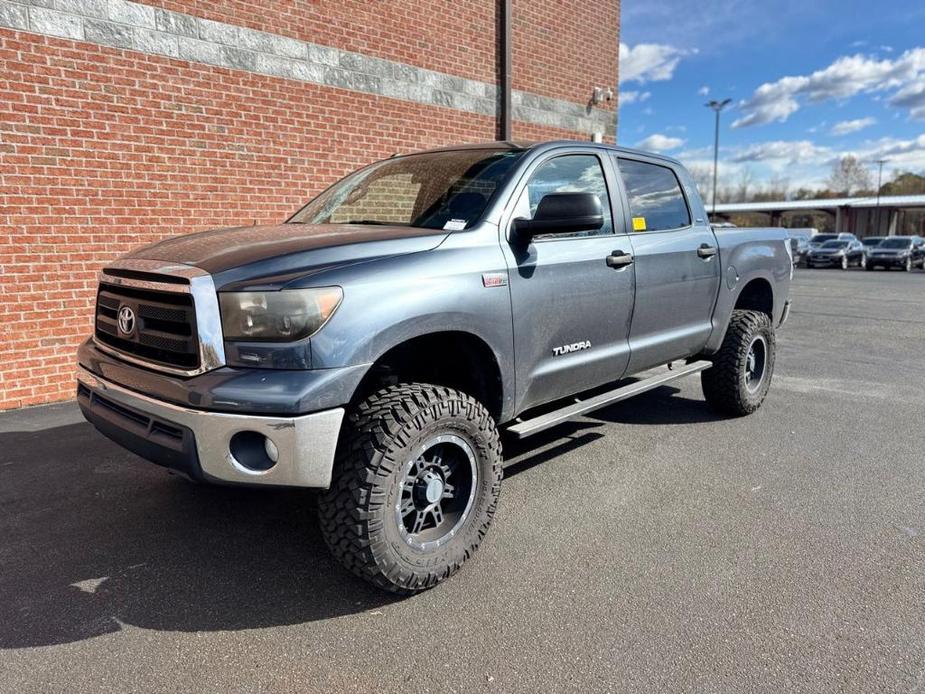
[77,367,344,488]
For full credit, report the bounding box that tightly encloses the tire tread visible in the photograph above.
[317,383,502,594]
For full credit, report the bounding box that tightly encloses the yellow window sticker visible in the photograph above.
[632,217,647,231]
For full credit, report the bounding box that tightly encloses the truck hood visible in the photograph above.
[128,222,450,283]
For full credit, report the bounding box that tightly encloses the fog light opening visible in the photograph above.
[229,431,278,472]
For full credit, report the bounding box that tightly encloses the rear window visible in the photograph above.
[617,159,691,232]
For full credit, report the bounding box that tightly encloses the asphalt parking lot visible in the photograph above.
[1,268,924,693]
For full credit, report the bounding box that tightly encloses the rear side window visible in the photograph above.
[617,159,691,232]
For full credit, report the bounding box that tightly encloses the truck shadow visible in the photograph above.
[0,421,395,649]
[588,386,725,426]
[0,385,721,649]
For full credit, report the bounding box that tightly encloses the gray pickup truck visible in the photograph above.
[77,141,792,593]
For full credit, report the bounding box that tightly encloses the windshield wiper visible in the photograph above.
[341,220,392,225]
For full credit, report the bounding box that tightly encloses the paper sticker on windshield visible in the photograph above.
[632,217,647,231]
[444,219,467,231]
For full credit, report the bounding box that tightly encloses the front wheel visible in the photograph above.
[318,383,503,594]
[904,257,913,272]
[841,255,849,270]
[701,310,776,416]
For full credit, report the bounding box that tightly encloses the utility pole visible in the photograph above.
[706,99,732,220]
[874,158,888,236]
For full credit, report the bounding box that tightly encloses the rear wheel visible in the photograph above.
[318,383,502,594]
[701,310,775,416]
[859,254,867,269]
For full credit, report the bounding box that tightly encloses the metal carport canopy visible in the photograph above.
[713,194,925,214]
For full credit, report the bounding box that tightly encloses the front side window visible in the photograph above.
[290,149,525,230]
[617,158,691,232]
[511,154,613,239]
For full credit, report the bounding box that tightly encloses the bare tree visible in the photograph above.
[688,165,714,203]
[826,155,873,195]
[734,167,755,202]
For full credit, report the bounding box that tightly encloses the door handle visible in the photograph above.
[697,244,718,259]
[606,251,634,268]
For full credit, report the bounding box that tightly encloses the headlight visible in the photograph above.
[219,287,343,341]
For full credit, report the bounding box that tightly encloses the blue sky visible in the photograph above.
[618,0,925,193]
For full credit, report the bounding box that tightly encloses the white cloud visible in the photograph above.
[733,48,925,127]
[698,85,710,97]
[856,134,925,170]
[636,133,686,152]
[675,134,925,196]
[619,43,690,84]
[888,82,925,120]
[830,117,877,135]
[729,140,832,165]
[619,90,651,108]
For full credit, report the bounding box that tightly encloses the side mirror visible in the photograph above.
[512,192,604,240]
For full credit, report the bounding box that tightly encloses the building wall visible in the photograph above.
[0,0,619,409]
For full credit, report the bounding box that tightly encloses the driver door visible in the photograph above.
[500,149,636,414]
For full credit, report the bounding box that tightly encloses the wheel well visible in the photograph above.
[352,332,504,421]
[734,278,773,319]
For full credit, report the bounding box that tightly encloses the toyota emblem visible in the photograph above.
[117,305,136,336]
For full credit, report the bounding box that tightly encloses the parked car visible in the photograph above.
[789,236,810,266]
[808,232,857,250]
[806,239,867,269]
[76,141,793,593]
[862,236,885,251]
[866,236,925,271]
[786,229,815,267]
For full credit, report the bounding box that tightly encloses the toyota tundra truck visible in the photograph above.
[77,141,793,593]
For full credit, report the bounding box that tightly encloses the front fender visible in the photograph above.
[306,234,516,418]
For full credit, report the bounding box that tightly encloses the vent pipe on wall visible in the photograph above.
[500,0,512,141]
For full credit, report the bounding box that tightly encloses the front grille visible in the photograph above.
[95,281,200,370]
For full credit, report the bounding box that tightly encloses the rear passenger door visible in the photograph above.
[613,155,721,373]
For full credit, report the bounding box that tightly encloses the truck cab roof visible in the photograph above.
[398,140,685,167]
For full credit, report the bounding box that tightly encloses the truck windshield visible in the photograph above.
[289,149,525,230]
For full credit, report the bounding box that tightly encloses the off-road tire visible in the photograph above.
[318,383,503,594]
[701,309,775,416]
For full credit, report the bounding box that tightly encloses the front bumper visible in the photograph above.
[806,255,841,266]
[867,255,908,267]
[77,367,344,488]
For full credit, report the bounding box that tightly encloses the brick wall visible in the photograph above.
[0,0,619,409]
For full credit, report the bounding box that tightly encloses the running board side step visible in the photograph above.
[506,360,713,439]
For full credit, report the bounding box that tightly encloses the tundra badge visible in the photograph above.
[552,340,591,356]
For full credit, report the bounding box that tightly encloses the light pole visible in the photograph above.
[874,158,888,236]
[706,99,732,220]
